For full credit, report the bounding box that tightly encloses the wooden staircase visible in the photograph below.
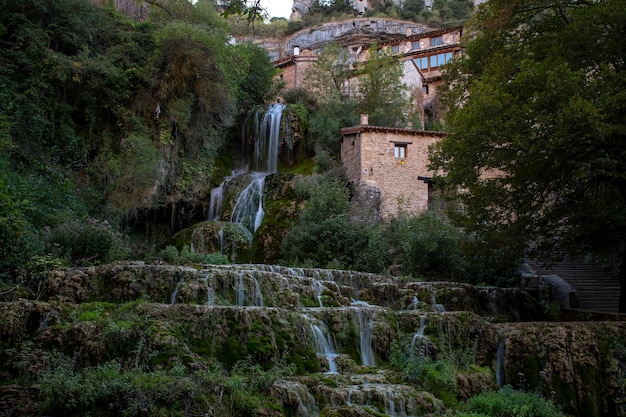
[527,259,620,313]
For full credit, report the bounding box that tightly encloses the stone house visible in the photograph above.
[340,116,445,219]
[273,21,462,127]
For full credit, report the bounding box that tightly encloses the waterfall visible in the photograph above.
[170,281,181,304]
[205,104,286,256]
[431,295,446,313]
[252,103,285,174]
[230,172,267,236]
[236,274,245,306]
[410,314,428,359]
[496,339,505,388]
[407,296,419,310]
[228,103,287,235]
[208,185,224,221]
[353,306,376,366]
[310,323,339,374]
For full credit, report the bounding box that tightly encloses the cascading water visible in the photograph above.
[410,314,429,359]
[206,104,286,256]
[431,295,446,313]
[230,172,267,238]
[309,323,339,374]
[496,338,506,388]
[353,305,376,366]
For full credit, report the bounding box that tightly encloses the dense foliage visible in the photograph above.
[0,0,276,277]
[430,0,626,311]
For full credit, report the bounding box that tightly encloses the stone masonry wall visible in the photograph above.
[342,126,444,219]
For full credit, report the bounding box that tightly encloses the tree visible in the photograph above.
[430,0,626,312]
[356,48,415,127]
[301,43,358,159]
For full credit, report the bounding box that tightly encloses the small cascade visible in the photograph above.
[352,304,376,366]
[486,288,499,315]
[431,295,446,313]
[253,276,264,306]
[251,103,286,174]
[410,314,429,359]
[235,274,245,306]
[230,172,267,238]
[39,310,59,330]
[170,281,181,304]
[385,389,408,417]
[207,170,245,221]
[208,184,224,221]
[201,273,217,305]
[407,296,419,310]
[295,390,319,417]
[312,279,326,307]
[233,272,264,306]
[217,228,224,253]
[496,338,506,389]
[309,323,339,374]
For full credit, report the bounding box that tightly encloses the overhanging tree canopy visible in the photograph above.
[430,0,626,312]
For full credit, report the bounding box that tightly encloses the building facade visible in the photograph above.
[340,119,445,219]
[274,22,462,127]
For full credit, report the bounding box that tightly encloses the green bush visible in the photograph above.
[159,245,229,265]
[47,218,130,266]
[160,245,180,264]
[0,179,41,274]
[391,213,468,280]
[282,175,374,269]
[449,387,562,417]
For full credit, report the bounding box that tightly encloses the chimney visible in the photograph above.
[360,114,369,125]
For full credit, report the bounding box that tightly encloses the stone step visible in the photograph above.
[527,259,620,313]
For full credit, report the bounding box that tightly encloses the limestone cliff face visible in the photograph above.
[246,18,432,61]
[291,0,405,19]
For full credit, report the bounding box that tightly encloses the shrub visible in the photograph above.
[0,179,42,275]
[47,218,130,266]
[282,175,372,269]
[159,245,229,265]
[160,245,180,263]
[391,213,468,280]
[451,387,562,417]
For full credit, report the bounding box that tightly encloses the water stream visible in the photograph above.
[207,103,286,255]
[309,323,339,374]
[410,314,429,359]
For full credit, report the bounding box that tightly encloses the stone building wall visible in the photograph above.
[341,124,444,219]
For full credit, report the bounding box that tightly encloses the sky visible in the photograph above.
[259,0,292,19]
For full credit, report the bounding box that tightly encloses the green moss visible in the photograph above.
[190,336,215,357]
[578,366,600,417]
[219,336,246,369]
[522,354,540,389]
[553,373,577,416]
[334,320,361,363]
[77,302,116,321]
[288,157,316,175]
[246,336,274,358]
